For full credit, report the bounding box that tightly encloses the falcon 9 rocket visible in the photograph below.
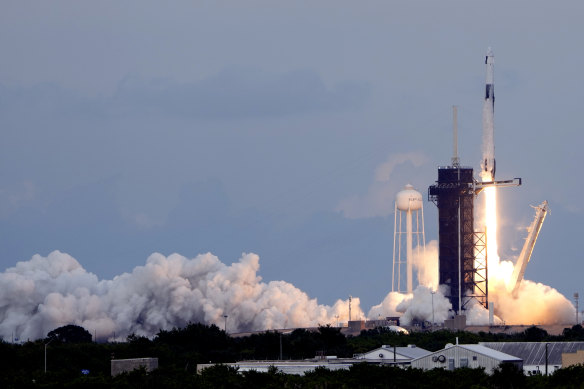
[481,47,495,181]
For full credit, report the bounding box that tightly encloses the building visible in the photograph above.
[343,320,408,335]
[197,359,354,376]
[410,343,522,374]
[481,341,584,376]
[197,344,429,375]
[111,358,158,376]
[354,344,430,366]
[562,349,584,368]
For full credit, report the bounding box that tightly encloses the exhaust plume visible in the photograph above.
[368,239,575,326]
[0,251,362,341]
[368,240,453,325]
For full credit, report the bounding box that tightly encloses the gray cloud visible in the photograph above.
[0,68,369,120]
[336,152,429,219]
[114,68,369,119]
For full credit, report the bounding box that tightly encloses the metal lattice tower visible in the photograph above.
[428,167,488,313]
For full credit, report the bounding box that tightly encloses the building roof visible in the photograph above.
[458,344,522,362]
[412,344,522,363]
[480,342,584,366]
[390,346,432,359]
[356,345,431,361]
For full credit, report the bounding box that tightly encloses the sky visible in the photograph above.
[1,0,583,311]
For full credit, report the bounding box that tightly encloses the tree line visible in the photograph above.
[1,323,584,388]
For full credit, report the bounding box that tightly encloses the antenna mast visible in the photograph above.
[452,105,460,167]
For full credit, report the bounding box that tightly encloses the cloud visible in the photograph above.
[336,152,428,219]
[111,68,369,119]
[0,67,369,121]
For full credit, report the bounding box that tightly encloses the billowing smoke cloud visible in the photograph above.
[0,251,362,341]
[395,286,452,325]
[488,257,575,325]
[1,220,576,342]
[368,240,452,325]
[368,239,575,327]
[412,240,438,291]
[368,292,406,319]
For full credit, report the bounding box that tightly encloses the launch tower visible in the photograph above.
[428,50,521,315]
[428,166,486,314]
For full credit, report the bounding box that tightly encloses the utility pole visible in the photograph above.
[431,290,436,331]
[223,315,228,334]
[545,343,550,376]
[575,293,579,325]
[44,338,54,373]
[279,332,283,360]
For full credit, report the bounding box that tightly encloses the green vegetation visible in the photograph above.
[1,323,583,388]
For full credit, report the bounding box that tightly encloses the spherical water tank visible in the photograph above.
[395,184,423,211]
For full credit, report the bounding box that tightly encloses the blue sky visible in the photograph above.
[0,1,582,309]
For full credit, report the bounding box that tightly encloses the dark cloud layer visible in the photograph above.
[0,68,369,120]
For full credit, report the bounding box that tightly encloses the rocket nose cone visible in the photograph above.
[487,47,493,56]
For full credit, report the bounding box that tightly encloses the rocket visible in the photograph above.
[481,47,496,181]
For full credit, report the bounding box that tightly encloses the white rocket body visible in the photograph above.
[481,48,496,181]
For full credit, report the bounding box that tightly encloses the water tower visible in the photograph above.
[392,184,425,294]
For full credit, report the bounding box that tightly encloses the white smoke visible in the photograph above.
[396,286,452,325]
[0,251,363,341]
[490,273,575,326]
[368,291,407,319]
[368,236,575,327]
[1,213,576,342]
[368,240,452,325]
[480,199,576,325]
[412,240,438,291]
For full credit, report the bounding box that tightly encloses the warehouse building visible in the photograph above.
[111,358,158,376]
[354,344,430,366]
[480,341,584,376]
[410,343,522,374]
[198,344,429,375]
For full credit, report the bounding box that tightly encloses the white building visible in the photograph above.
[197,359,354,376]
[354,344,430,365]
[198,344,430,375]
[410,344,522,374]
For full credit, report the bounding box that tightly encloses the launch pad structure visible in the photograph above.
[427,48,523,316]
[428,162,521,315]
[428,166,487,314]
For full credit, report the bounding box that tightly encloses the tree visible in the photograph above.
[491,362,526,389]
[47,324,92,343]
[561,324,584,340]
[523,326,548,342]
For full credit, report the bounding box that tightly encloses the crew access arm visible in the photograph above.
[509,201,549,298]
